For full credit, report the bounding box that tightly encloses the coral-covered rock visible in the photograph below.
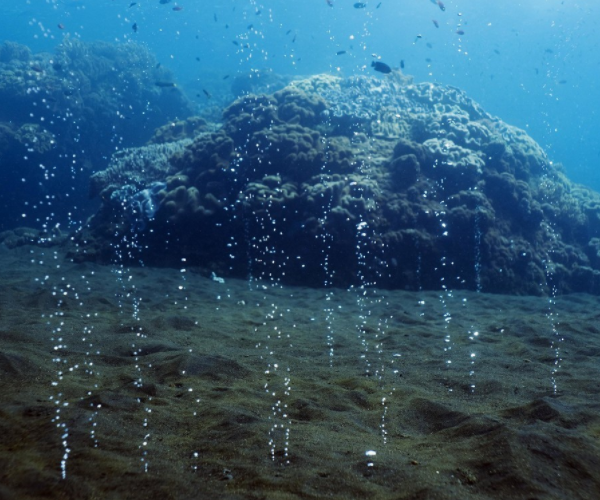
[0,42,31,63]
[149,117,211,144]
[89,140,192,199]
[0,39,195,231]
[73,73,600,295]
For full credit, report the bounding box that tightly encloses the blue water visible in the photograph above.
[2,0,599,189]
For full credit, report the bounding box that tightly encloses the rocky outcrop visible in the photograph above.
[72,73,600,295]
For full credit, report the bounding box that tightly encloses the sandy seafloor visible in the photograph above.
[1,243,600,500]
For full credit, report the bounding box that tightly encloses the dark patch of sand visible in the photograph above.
[1,244,599,499]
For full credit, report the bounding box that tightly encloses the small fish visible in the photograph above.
[57,23,65,30]
[159,0,171,3]
[426,42,433,48]
[494,49,500,55]
[202,89,211,98]
[132,22,138,32]
[129,2,137,7]
[214,13,217,21]
[247,24,253,30]
[456,29,464,35]
[63,88,74,96]
[172,5,183,11]
[255,9,261,15]
[432,19,439,28]
[325,0,333,6]
[155,62,161,68]
[437,0,445,11]
[545,48,553,53]
[233,40,239,46]
[286,29,292,35]
[354,2,367,8]
[292,35,296,43]
[376,2,381,8]
[336,50,347,55]
[195,57,200,61]
[155,81,176,87]
[558,79,567,84]
[371,60,392,74]
[223,75,230,80]
[400,59,405,69]
[30,64,44,73]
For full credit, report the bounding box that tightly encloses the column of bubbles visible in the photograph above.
[350,152,394,460]
[26,193,90,481]
[317,113,339,367]
[44,249,72,480]
[249,259,293,465]
[41,248,99,478]
[428,156,456,390]
[22,56,104,476]
[374,295,393,447]
[109,204,152,473]
[173,257,206,474]
[412,232,428,320]
[464,299,479,395]
[69,269,101,450]
[538,173,563,395]
[464,201,485,394]
[235,139,293,465]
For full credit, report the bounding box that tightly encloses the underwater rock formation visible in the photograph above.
[0,40,194,230]
[109,181,167,232]
[74,72,600,295]
[89,140,193,199]
[0,39,193,151]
